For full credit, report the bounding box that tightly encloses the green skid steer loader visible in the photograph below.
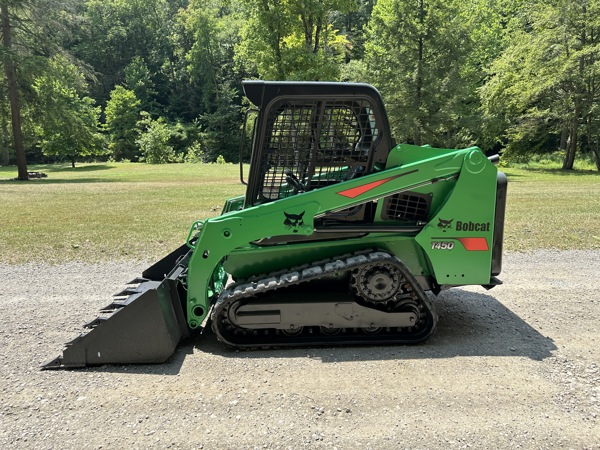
[43,81,507,369]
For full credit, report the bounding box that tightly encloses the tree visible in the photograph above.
[0,75,11,165]
[125,56,158,115]
[365,0,479,148]
[181,1,239,112]
[1,0,28,179]
[334,0,376,62]
[73,0,179,112]
[200,82,242,162]
[33,55,105,167]
[236,0,355,80]
[180,0,243,161]
[1,0,83,175]
[136,113,179,164]
[480,0,600,170]
[104,85,141,161]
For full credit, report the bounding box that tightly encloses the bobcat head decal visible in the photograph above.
[284,211,305,233]
[437,218,453,232]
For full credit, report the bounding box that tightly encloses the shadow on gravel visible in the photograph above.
[193,289,557,363]
[89,342,195,376]
[82,288,556,375]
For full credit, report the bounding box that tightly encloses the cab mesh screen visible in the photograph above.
[258,99,378,202]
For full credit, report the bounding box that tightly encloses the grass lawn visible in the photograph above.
[501,166,600,251]
[1,161,599,264]
[0,163,246,264]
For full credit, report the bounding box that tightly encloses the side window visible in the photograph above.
[261,105,315,200]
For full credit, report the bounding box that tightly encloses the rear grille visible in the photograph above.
[382,192,431,222]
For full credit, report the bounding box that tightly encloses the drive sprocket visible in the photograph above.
[350,262,401,303]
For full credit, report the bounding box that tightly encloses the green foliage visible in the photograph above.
[1,0,85,177]
[32,55,106,166]
[135,114,202,164]
[184,142,204,164]
[180,1,243,162]
[236,0,356,80]
[3,0,600,172]
[167,121,203,158]
[136,114,180,164]
[125,56,158,114]
[503,151,599,172]
[333,0,376,61]
[200,83,242,163]
[0,81,13,165]
[215,155,226,165]
[74,0,178,110]
[365,0,481,148]
[105,86,141,161]
[181,1,238,110]
[339,59,369,83]
[480,0,600,168]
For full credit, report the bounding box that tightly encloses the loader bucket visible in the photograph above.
[42,275,189,369]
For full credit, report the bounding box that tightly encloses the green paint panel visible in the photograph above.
[184,145,500,329]
[415,149,498,284]
[223,234,427,281]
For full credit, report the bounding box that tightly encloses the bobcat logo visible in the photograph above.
[284,211,305,233]
[437,218,453,232]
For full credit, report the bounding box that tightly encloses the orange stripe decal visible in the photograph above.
[337,177,397,199]
[457,237,489,251]
[337,170,418,199]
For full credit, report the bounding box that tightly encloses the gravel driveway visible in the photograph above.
[1,250,599,449]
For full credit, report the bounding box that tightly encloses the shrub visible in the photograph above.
[105,86,141,161]
[136,117,179,164]
[184,142,204,163]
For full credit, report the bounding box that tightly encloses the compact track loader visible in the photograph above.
[43,81,506,369]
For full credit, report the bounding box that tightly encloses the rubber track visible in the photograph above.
[211,251,438,348]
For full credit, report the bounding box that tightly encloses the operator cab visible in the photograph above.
[242,81,394,223]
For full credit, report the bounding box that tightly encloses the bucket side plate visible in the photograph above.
[42,278,188,369]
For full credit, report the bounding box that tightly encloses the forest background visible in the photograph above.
[1,0,600,179]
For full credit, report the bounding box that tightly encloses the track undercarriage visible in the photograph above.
[212,251,438,348]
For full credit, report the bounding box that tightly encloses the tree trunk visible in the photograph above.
[0,113,9,165]
[563,27,587,171]
[592,147,600,171]
[562,118,578,170]
[1,2,28,180]
[313,18,322,54]
[559,123,568,151]
[301,13,313,50]
[590,132,600,171]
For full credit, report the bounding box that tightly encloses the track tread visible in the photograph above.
[212,251,438,349]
